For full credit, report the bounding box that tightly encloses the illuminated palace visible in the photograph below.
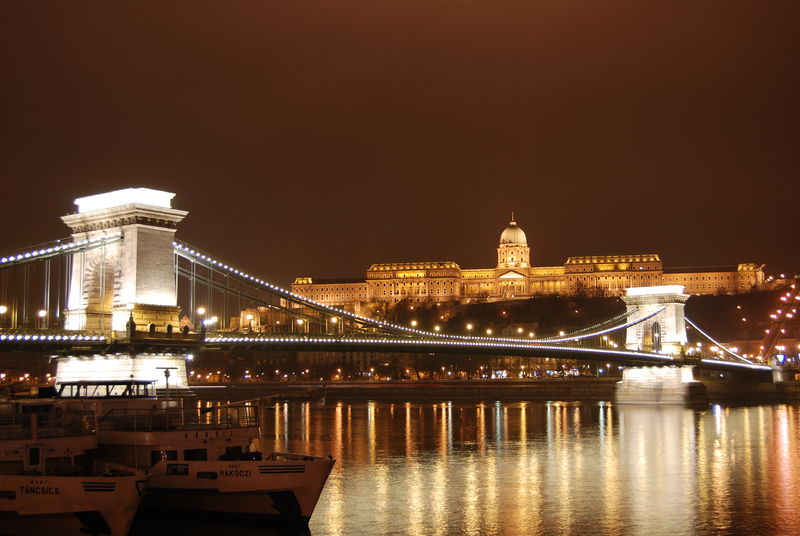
[292,218,764,315]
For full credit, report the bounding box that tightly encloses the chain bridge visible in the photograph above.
[0,188,783,402]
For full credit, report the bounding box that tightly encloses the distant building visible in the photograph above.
[292,218,764,314]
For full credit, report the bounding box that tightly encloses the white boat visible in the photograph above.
[0,398,148,535]
[58,380,334,524]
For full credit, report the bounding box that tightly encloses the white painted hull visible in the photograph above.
[143,456,335,523]
[0,472,147,535]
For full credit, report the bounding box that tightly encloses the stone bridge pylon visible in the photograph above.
[622,285,689,356]
[616,285,706,405]
[61,188,187,332]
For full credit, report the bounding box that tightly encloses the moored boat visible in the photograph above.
[0,398,148,535]
[58,380,334,524]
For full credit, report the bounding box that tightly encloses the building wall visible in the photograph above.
[291,223,764,310]
[663,263,764,295]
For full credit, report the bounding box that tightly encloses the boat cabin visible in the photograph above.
[57,380,157,399]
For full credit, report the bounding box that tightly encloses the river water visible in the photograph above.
[137,400,800,536]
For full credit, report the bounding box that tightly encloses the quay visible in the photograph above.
[189,378,800,404]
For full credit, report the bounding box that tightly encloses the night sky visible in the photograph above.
[1,1,798,286]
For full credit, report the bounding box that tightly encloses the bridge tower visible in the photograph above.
[622,285,689,356]
[61,188,188,333]
[617,285,705,405]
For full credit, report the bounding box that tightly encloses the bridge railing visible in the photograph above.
[0,232,123,268]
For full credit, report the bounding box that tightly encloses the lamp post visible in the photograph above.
[0,305,7,329]
[37,309,47,330]
[245,313,254,333]
[197,307,206,339]
[126,303,136,339]
[156,366,178,400]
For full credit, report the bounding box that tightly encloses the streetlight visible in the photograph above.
[0,305,7,329]
[196,307,206,336]
[410,320,418,327]
[37,309,47,330]
[486,328,493,335]
[434,325,441,332]
[466,323,473,333]
[126,303,136,338]
[245,313,254,332]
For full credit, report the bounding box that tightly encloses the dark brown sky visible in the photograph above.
[1,1,798,286]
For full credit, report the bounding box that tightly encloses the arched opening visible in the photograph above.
[82,258,121,331]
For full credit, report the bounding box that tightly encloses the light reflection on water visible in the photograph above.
[253,401,800,536]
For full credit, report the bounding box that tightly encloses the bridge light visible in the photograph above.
[529,332,535,337]
[0,305,7,314]
[559,331,565,336]
[410,320,418,327]
[37,309,47,318]
[331,317,338,323]
[434,325,441,332]
[296,319,304,325]
[197,307,206,316]
[486,329,492,335]
[466,323,473,331]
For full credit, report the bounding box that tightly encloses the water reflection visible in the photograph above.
[253,401,800,536]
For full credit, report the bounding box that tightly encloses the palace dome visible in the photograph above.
[500,220,527,245]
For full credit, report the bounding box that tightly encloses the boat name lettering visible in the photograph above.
[20,484,60,495]
[219,464,251,478]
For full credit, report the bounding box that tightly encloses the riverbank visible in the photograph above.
[191,378,619,402]
[189,377,800,404]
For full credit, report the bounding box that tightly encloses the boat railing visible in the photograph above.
[265,452,327,461]
[98,409,258,432]
[0,410,96,440]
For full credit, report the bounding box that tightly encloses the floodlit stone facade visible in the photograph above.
[292,218,765,314]
[61,188,188,332]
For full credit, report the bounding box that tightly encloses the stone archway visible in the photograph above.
[82,257,122,330]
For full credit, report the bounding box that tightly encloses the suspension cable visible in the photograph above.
[684,317,755,364]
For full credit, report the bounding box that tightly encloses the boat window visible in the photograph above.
[0,461,23,475]
[166,464,189,476]
[28,448,40,467]
[151,450,178,465]
[225,446,243,460]
[184,448,208,461]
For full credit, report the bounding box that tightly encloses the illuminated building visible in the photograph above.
[292,218,764,314]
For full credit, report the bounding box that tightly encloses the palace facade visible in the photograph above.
[292,219,764,315]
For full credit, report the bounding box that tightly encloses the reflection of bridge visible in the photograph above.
[0,188,777,398]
